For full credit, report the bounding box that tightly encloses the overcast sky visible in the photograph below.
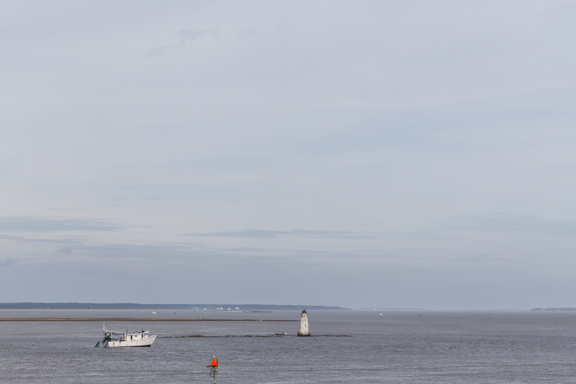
[1,1,576,309]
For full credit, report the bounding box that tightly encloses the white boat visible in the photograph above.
[97,322,157,348]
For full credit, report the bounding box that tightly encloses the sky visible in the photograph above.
[1,0,576,310]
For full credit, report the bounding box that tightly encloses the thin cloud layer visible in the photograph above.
[179,27,220,43]
[0,217,123,233]
[183,229,371,239]
[456,215,576,236]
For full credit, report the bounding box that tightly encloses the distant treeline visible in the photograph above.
[0,302,348,310]
[531,308,576,312]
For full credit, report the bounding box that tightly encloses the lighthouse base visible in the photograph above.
[297,333,311,337]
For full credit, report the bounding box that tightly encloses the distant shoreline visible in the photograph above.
[530,308,576,312]
[0,302,348,311]
[0,317,299,322]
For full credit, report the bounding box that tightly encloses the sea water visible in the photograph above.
[1,310,576,383]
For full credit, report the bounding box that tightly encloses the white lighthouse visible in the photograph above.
[297,309,311,336]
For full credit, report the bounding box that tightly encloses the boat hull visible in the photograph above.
[105,335,157,348]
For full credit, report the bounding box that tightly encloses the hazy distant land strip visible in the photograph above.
[530,308,576,312]
[0,318,298,322]
[0,303,348,310]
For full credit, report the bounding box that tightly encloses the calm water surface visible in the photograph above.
[2,310,576,383]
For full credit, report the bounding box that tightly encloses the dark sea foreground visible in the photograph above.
[2,309,576,383]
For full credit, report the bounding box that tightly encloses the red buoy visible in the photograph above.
[211,358,218,367]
